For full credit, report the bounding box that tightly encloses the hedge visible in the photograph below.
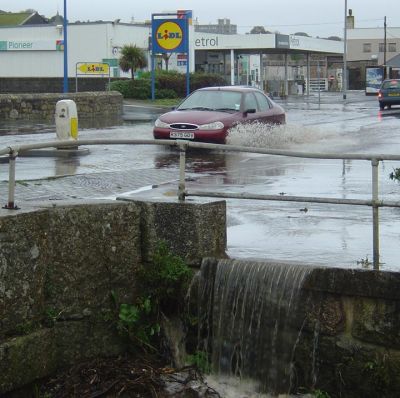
[109,72,227,100]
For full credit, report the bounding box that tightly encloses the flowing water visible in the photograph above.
[198,258,314,396]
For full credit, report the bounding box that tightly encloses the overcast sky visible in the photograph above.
[3,0,400,38]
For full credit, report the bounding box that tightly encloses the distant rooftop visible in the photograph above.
[195,18,237,35]
[0,11,48,26]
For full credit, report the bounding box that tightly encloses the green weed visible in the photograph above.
[186,350,211,374]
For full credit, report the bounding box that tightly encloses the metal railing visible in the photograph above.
[2,138,400,270]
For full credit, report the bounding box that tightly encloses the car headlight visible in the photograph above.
[154,118,170,128]
[198,121,224,130]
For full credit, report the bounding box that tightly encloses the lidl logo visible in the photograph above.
[76,63,110,75]
[156,21,183,51]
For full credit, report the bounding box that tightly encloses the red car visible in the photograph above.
[153,86,286,144]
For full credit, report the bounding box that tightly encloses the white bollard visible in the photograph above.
[55,100,78,141]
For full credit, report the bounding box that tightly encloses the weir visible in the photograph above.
[197,258,400,397]
[199,258,313,394]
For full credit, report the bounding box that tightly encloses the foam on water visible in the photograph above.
[227,122,360,150]
[226,122,331,149]
[205,376,313,398]
[205,375,272,398]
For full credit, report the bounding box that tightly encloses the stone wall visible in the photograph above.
[300,267,400,397]
[0,77,119,94]
[0,91,123,126]
[0,199,227,395]
[4,198,400,397]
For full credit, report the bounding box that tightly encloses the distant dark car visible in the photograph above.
[378,79,400,110]
[153,86,286,144]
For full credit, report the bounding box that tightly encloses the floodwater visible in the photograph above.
[1,95,400,271]
[221,104,400,271]
[2,95,400,398]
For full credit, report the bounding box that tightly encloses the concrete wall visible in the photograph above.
[0,91,123,126]
[0,199,227,394]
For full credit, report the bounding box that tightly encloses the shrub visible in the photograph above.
[138,241,192,313]
[110,71,227,99]
[157,73,186,97]
[109,79,151,99]
[156,88,178,99]
[190,72,227,91]
[115,241,192,352]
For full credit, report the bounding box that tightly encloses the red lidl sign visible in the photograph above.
[152,18,188,53]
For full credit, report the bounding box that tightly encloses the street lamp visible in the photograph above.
[63,0,69,93]
[343,0,347,100]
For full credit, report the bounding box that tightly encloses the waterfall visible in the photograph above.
[198,258,313,395]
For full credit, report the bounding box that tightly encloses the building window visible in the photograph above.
[363,43,372,53]
[389,43,397,52]
[379,43,385,52]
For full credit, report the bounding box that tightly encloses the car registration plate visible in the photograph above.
[388,93,400,96]
[170,131,194,139]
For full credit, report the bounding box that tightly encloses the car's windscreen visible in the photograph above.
[177,90,242,111]
[382,80,400,89]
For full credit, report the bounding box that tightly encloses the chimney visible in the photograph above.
[346,9,355,29]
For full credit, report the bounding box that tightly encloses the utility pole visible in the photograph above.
[63,0,69,93]
[343,0,347,100]
[384,16,387,79]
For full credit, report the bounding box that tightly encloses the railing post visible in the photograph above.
[3,150,19,210]
[178,141,187,201]
[371,158,380,270]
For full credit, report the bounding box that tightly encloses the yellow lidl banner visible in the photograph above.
[75,62,111,92]
[76,62,110,75]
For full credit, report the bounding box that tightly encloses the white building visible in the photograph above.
[346,27,400,89]
[0,21,343,94]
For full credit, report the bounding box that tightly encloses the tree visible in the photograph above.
[249,26,270,34]
[162,53,172,71]
[119,44,147,79]
[327,36,342,41]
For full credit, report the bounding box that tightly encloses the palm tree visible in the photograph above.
[119,44,147,79]
[162,53,172,71]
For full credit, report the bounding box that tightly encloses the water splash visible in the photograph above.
[205,375,273,398]
[225,121,360,155]
[199,258,313,395]
[226,122,326,148]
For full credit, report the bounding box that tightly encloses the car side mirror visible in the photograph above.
[244,108,256,116]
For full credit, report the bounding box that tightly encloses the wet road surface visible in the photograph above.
[1,92,400,270]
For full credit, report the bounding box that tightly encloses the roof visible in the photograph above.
[386,54,400,68]
[0,11,47,26]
